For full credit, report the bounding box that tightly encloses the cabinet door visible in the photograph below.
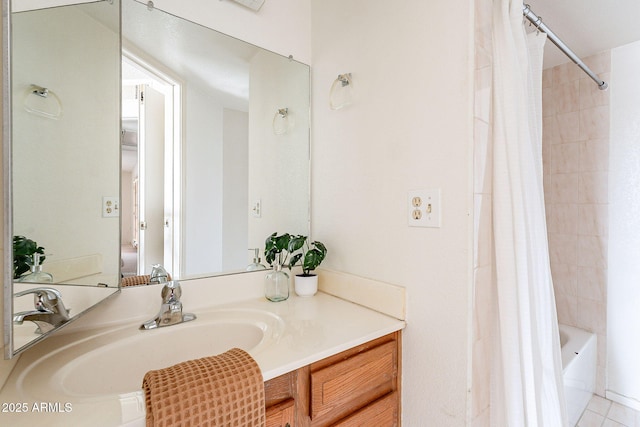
[266,398,295,427]
[310,340,397,422]
[333,392,398,427]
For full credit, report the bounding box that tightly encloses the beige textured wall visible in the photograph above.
[310,1,474,424]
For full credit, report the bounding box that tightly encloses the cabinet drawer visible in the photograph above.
[266,398,295,427]
[333,392,398,427]
[310,340,397,421]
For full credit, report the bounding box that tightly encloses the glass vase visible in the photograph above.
[265,263,289,302]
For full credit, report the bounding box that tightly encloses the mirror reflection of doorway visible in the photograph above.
[121,52,182,277]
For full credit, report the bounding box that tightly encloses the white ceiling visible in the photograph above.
[525,0,640,68]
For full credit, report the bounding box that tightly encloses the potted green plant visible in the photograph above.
[13,235,45,280]
[287,235,327,297]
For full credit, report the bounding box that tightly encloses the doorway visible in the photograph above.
[121,51,183,278]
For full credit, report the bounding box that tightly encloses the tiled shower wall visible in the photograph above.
[471,0,493,425]
[542,52,611,396]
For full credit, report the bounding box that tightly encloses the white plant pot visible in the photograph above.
[294,274,318,297]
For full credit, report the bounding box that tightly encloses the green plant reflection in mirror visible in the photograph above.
[12,236,45,280]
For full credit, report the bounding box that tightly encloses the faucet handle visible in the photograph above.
[14,286,62,301]
[161,281,182,304]
[140,279,195,330]
[14,287,68,315]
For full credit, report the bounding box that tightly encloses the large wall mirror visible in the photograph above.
[3,0,310,358]
[4,0,122,357]
[120,0,310,281]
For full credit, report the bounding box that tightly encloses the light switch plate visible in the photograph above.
[251,199,262,218]
[102,197,119,218]
[407,189,441,228]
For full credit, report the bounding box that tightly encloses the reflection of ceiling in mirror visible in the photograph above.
[123,0,258,109]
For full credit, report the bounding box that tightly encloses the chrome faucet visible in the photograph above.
[140,280,196,330]
[13,287,71,334]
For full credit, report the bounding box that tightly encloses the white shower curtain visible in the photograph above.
[491,1,568,426]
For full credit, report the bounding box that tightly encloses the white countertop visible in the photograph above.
[0,291,405,427]
[248,292,405,380]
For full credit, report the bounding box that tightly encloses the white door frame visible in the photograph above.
[122,47,184,278]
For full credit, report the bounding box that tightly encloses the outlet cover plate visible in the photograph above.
[102,196,119,218]
[408,189,441,228]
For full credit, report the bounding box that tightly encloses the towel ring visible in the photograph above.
[23,84,63,120]
[329,73,353,110]
[273,108,293,135]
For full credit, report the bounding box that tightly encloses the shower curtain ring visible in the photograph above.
[534,17,543,34]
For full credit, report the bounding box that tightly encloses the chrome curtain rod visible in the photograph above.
[522,4,608,90]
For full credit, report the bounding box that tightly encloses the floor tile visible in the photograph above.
[608,402,638,427]
[588,395,613,416]
[579,409,605,427]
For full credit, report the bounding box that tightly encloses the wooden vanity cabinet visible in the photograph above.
[264,331,401,427]
[265,398,295,427]
[265,370,299,427]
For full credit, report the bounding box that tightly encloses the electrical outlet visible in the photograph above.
[408,189,441,228]
[102,196,119,218]
[251,199,262,218]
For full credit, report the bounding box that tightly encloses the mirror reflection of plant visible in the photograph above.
[287,235,327,276]
[13,235,45,279]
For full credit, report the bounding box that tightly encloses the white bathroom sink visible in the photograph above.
[15,308,283,401]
